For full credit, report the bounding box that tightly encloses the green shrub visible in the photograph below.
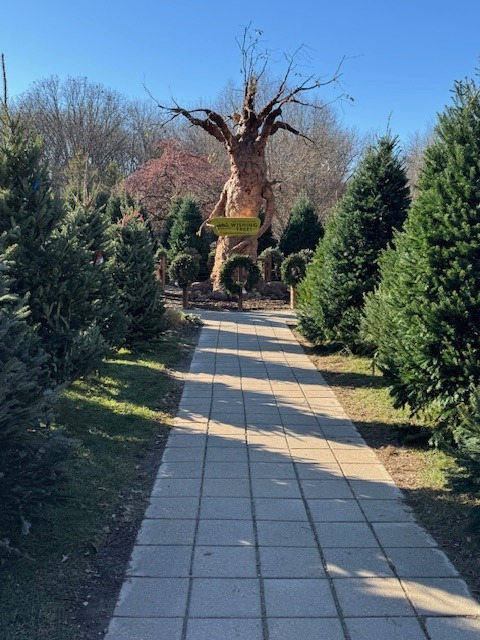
[168,198,210,278]
[258,247,284,280]
[0,261,66,532]
[169,253,199,288]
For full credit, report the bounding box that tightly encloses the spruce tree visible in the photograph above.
[279,197,323,257]
[363,78,480,430]
[0,109,106,383]
[112,213,165,342]
[298,135,410,348]
[168,197,210,277]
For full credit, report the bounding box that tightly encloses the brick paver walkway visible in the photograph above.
[105,311,480,640]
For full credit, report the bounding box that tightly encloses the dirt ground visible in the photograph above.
[72,298,479,638]
[164,284,291,312]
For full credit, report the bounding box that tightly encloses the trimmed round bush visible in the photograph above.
[169,253,199,288]
[220,255,261,296]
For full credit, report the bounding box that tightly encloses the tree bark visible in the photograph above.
[182,286,189,309]
[210,142,275,289]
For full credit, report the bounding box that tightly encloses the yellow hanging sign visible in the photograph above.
[210,217,260,237]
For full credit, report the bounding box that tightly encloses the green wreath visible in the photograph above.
[169,253,199,288]
[220,255,261,296]
[281,252,307,287]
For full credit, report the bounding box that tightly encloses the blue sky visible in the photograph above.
[1,0,479,141]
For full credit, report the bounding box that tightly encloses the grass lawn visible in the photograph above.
[296,336,480,600]
[0,327,196,640]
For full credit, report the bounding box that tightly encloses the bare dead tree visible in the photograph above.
[149,27,346,287]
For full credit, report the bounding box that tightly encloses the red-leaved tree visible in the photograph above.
[123,139,227,234]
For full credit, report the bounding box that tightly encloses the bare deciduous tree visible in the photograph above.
[265,102,358,235]
[16,76,164,190]
[150,28,346,286]
[404,127,434,198]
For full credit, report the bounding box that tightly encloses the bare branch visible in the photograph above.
[197,182,229,235]
[256,53,298,121]
[258,54,345,122]
[1,53,7,107]
[144,85,230,144]
[270,121,314,143]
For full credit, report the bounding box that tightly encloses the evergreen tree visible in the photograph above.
[363,78,480,432]
[112,213,165,341]
[105,190,124,224]
[0,259,70,530]
[168,197,210,277]
[64,191,128,348]
[0,260,51,449]
[298,135,410,348]
[0,109,106,383]
[279,197,323,256]
[162,196,182,248]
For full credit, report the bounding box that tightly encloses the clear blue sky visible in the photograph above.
[1,0,479,141]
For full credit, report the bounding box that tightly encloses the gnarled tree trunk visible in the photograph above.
[209,141,276,287]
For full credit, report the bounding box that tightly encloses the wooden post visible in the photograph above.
[161,255,167,288]
[290,286,296,309]
[265,256,272,283]
[257,257,265,281]
[238,290,243,311]
[182,286,188,309]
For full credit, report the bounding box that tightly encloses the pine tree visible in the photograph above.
[64,161,128,348]
[279,197,323,257]
[298,135,410,348]
[168,197,210,277]
[0,109,106,383]
[112,213,165,342]
[363,78,480,429]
